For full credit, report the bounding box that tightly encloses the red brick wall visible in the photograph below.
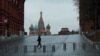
[80,18,94,33]
[0,0,25,37]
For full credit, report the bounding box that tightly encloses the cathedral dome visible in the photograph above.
[29,24,34,30]
[46,24,50,29]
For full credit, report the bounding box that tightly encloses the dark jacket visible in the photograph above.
[37,35,41,42]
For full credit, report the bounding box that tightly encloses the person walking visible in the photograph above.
[37,35,42,48]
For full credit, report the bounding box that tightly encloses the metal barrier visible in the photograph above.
[24,45,27,53]
[73,43,76,51]
[52,45,55,52]
[0,42,100,56]
[43,45,46,53]
[63,43,66,51]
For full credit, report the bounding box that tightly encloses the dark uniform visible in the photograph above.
[37,35,42,48]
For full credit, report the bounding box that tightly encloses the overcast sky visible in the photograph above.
[24,0,79,34]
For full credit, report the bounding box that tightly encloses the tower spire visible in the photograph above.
[40,11,42,19]
[40,11,42,15]
[38,11,45,35]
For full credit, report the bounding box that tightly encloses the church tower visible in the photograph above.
[29,11,51,36]
[38,11,45,35]
[46,24,51,35]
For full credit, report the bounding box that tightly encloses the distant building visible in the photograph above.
[58,28,69,35]
[29,11,51,35]
[71,30,79,34]
[0,0,25,38]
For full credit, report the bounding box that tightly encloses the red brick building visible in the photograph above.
[79,0,99,34]
[58,28,69,35]
[80,18,94,33]
[78,0,100,41]
[0,0,25,38]
[79,0,95,33]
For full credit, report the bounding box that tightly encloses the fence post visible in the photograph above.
[52,45,55,52]
[15,45,18,53]
[5,45,9,53]
[24,45,27,53]
[43,45,46,53]
[34,45,37,52]
[92,43,97,50]
[2,49,4,56]
[73,43,76,51]
[63,43,66,51]
[82,43,86,50]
